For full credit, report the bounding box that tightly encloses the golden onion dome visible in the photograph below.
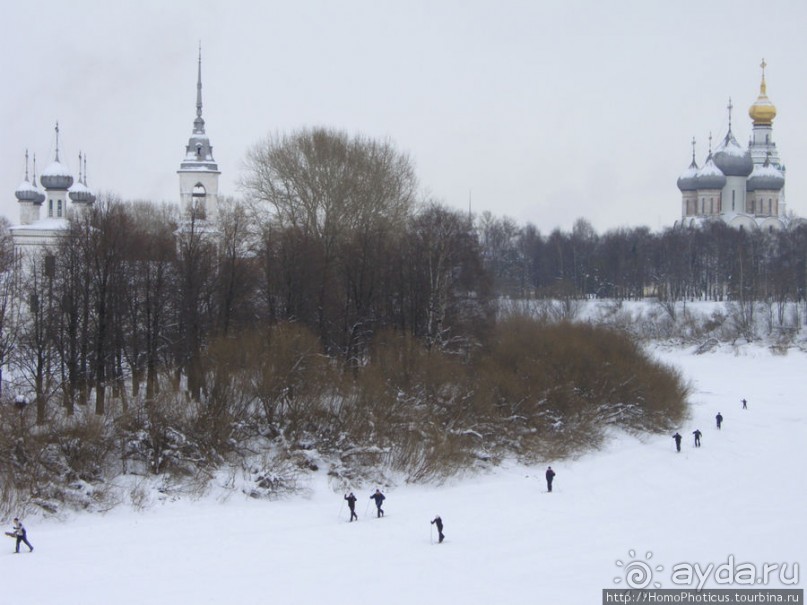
[748,59,777,125]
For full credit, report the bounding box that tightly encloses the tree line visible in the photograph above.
[478,213,807,312]
[1,128,805,430]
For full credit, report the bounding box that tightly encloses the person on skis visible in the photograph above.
[673,432,682,452]
[715,413,723,430]
[344,492,358,522]
[370,489,385,517]
[431,515,445,543]
[10,518,33,553]
[741,398,747,410]
[692,429,702,447]
[545,466,556,492]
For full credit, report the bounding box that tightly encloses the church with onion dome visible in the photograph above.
[9,47,220,257]
[676,60,790,231]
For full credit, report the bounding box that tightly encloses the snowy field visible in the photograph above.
[2,343,804,604]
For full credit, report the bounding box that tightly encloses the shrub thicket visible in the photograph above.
[1,316,689,512]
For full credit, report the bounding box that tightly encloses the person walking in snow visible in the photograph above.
[673,432,682,452]
[545,466,556,492]
[370,489,385,517]
[715,413,723,430]
[692,429,702,447]
[10,518,33,553]
[431,515,445,543]
[344,492,358,522]
[741,398,747,410]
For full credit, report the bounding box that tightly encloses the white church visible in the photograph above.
[9,49,221,255]
[676,60,792,231]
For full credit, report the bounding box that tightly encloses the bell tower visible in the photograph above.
[177,45,220,223]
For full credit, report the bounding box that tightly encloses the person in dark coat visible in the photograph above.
[11,518,33,553]
[370,489,385,517]
[545,466,556,492]
[431,515,445,543]
[692,429,702,447]
[715,413,723,430]
[673,432,682,452]
[344,492,358,522]
[742,398,747,410]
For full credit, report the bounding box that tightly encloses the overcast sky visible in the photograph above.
[3,0,807,234]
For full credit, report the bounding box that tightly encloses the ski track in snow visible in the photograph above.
[1,344,804,605]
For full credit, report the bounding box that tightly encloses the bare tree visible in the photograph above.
[0,219,19,397]
[243,127,418,354]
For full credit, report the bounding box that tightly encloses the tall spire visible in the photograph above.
[760,58,767,95]
[194,43,205,135]
[727,97,733,133]
[55,121,61,162]
[24,149,30,181]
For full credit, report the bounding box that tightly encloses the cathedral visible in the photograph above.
[9,48,221,255]
[676,60,789,231]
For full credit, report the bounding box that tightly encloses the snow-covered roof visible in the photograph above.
[747,162,785,191]
[15,179,41,202]
[696,155,727,189]
[41,160,72,178]
[9,217,69,232]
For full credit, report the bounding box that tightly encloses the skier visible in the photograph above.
[11,518,33,553]
[370,489,385,517]
[715,412,723,430]
[431,515,445,543]
[344,492,358,522]
[742,398,747,410]
[545,466,556,492]
[692,429,702,447]
[673,432,682,452]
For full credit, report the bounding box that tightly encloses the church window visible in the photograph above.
[48,200,53,218]
[44,255,55,278]
[57,200,63,217]
[191,183,207,219]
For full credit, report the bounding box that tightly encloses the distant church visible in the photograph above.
[9,48,221,255]
[676,60,790,231]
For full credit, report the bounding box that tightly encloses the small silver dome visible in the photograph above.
[696,155,726,190]
[677,159,699,192]
[68,180,95,203]
[15,180,41,202]
[746,163,784,192]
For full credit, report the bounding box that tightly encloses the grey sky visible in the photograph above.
[3,0,807,233]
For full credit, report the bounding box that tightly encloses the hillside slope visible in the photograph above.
[2,343,804,604]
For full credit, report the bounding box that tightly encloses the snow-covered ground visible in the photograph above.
[2,343,804,604]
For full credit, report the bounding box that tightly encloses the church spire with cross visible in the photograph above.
[748,57,780,169]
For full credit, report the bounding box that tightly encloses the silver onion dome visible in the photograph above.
[695,154,727,190]
[713,131,753,177]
